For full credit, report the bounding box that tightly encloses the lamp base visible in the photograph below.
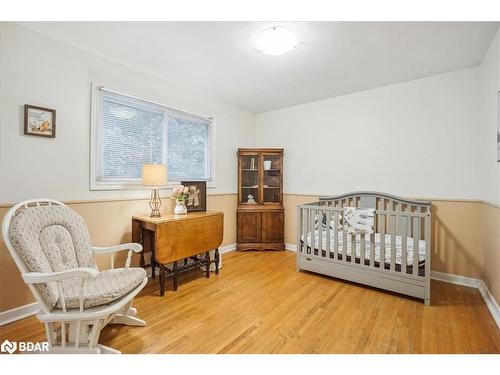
[149,188,162,217]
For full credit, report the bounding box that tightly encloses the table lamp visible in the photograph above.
[143,163,167,217]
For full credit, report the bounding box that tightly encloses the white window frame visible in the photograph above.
[90,83,216,190]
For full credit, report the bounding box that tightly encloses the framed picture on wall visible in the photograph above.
[181,181,207,212]
[24,104,56,138]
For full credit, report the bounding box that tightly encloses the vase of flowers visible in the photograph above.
[172,185,189,214]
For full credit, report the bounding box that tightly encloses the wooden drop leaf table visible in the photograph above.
[132,211,223,296]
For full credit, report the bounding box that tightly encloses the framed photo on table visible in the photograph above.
[24,104,56,138]
[181,181,207,212]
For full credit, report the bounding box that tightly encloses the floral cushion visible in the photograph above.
[57,267,146,309]
[9,205,96,309]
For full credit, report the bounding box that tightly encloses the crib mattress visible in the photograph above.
[301,231,426,266]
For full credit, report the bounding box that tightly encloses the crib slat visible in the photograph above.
[301,208,305,254]
[342,212,347,262]
[395,202,400,233]
[401,215,408,273]
[326,210,331,259]
[390,215,396,271]
[379,212,385,269]
[318,209,323,256]
[334,211,339,260]
[304,208,309,254]
[351,234,356,263]
[424,208,431,280]
[369,232,375,267]
[413,217,419,276]
[303,207,308,254]
[310,209,315,255]
[297,207,302,254]
[360,233,365,266]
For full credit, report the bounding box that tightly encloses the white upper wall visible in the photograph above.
[478,28,500,206]
[256,67,490,201]
[0,23,256,203]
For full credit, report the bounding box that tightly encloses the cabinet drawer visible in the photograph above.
[261,212,284,243]
[237,212,261,243]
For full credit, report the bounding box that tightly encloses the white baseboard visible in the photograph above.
[478,281,500,329]
[0,302,39,326]
[285,243,297,251]
[431,271,483,288]
[219,243,236,254]
[432,271,499,329]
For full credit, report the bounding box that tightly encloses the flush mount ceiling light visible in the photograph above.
[255,26,298,56]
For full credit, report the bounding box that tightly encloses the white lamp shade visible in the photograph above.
[142,164,167,186]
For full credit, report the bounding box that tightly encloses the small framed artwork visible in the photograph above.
[24,104,56,138]
[182,181,207,212]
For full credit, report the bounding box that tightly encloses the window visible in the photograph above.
[91,85,214,189]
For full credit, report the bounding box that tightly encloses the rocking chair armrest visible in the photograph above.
[22,267,99,284]
[92,243,143,269]
[92,243,143,255]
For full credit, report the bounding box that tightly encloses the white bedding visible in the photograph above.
[302,230,426,266]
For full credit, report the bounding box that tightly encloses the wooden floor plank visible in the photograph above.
[0,251,498,354]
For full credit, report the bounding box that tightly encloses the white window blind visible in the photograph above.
[167,113,210,180]
[92,86,213,189]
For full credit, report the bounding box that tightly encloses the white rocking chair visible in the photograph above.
[1,199,148,354]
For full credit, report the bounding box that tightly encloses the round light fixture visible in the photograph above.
[255,26,297,56]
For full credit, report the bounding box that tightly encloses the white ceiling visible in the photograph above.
[19,22,499,113]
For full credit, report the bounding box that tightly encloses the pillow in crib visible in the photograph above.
[343,207,375,235]
[314,213,343,231]
[314,214,329,230]
[329,216,343,231]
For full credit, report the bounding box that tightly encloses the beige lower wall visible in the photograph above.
[483,203,500,304]
[283,194,497,281]
[430,200,486,278]
[1,193,498,313]
[0,194,237,312]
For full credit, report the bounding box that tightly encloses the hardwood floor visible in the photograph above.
[1,251,499,354]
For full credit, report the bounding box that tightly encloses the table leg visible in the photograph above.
[215,248,220,275]
[205,251,210,278]
[173,261,178,291]
[159,264,166,297]
[139,227,145,269]
[151,233,156,279]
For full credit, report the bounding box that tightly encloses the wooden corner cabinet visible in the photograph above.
[237,148,285,251]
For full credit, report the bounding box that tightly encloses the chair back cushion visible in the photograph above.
[9,204,96,308]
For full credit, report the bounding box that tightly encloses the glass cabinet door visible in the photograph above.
[240,154,260,205]
[262,153,282,204]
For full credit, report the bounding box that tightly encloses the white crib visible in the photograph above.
[296,192,431,304]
